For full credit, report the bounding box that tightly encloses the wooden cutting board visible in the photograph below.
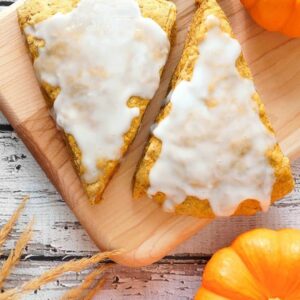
[0,0,299,267]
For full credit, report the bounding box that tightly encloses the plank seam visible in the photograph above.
[0,255,211,262]
[0,1,14,7]
[0,125,13,131]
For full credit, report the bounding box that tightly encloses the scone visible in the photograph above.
[134,0,294,218]
[18,0,176,204]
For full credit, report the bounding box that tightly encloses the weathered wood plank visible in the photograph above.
[0,0,298,299]
[0,259,204,299]
[0,2,299,258]
[0,4,16,122]
[0,130,299,257]
[0,2,14,14]
[0,113,9,126]
[0,1,14,4]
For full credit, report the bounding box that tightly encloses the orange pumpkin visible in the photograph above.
[241,0,300,37]
[196,229,300,299]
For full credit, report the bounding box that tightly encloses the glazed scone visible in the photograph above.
[134,0,294,218]
[18,0,176,204]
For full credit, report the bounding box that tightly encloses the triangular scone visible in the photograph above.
[134,0,294,218]
[18,0,176,204]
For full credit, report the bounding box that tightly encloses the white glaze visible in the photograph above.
[25,0,170,183]
[148,15,276,217]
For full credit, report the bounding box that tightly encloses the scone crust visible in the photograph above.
[133,0,294,218]
[18,0,177,204]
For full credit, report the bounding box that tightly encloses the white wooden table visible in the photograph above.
[1,1,300,299]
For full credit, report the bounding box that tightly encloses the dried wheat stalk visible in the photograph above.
[0,196,29,252]
[0,250,121,300]
[0,219,34,288]
[0,196,119,299]
[83,277,106,300]
[61,264,111,300]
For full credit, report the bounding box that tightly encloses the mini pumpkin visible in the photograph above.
[196,228,300,299]
[241,0,300,37]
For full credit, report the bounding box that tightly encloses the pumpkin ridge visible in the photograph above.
[202,247,267,299]
[231,243,273,298]
[242,0,300,37]
[253,0,293,31]
[276,229,300,297]
[197,229,300,299]
[231,229,281,298]
[280,0,297,34]
[195,287,231,299]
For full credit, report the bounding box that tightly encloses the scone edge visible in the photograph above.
[18,0,177,204]
[133,0,294,218]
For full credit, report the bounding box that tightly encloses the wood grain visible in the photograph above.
[0,0,299,269]
[0,0,209,268]
[0,125,299,299]
[1,258,204,300]
[0,1,300,299]
[0,130,298,258]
